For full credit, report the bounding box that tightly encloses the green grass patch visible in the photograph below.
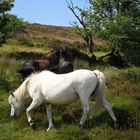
[0,40,49,56]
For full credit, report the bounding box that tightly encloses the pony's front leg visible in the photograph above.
[45,104,55,131]
[26,99,41,128]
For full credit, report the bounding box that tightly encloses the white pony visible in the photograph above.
[8,69,117,131]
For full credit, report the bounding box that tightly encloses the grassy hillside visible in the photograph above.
[0,24,140,140]
[10,23,106,52]
[24,23,105,44]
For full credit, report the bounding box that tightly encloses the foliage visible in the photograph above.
[69,0,140,65]
[3,14,25,37]
[0,0,14,44]
[0,0,24,45]
[0,0,14,13]
[89,0,140,65]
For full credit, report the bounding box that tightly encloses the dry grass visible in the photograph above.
[12,23,106,49]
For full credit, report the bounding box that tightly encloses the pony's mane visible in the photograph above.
[27,70,54,78]
[23,70,45,81]
[11,78,31,102]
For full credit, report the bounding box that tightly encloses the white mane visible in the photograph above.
[9,78,30,103]
[26,70,55,79]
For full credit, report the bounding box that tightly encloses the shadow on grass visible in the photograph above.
[61,107,140,130]
[1,102,139,131]
[0,104,12,124]
[113,108,140,130]
[25,105,140,130]
[7,51,45,61]
[90,108,139,130]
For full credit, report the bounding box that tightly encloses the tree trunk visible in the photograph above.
[85,34,96,61]
[100,48,129,67]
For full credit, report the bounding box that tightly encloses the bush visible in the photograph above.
[18,36,34,47]
[121,44,140,66]
[93,44,109,52]
[0,55,20,91]
[121,67,140,83]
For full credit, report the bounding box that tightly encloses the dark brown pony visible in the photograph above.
[18,49,73,81]
[45,61,73,74]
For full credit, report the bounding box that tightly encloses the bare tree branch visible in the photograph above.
[66,0,86,28]
[66,0,95,57]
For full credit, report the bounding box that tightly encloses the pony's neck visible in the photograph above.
[14,79,30,103]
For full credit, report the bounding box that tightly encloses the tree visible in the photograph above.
[68,0,140,65]
[66,0,96,60]
[0,0,14,44]
[89,0,140,65]
[3,14,25,37]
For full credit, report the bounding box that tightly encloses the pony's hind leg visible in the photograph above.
[45,104,55,131]
[79,97,90,126]
[102,96,117,128]
[26,99,42,128]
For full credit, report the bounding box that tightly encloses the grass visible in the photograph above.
[0,58,140,140]
[0,40,49,55]
[0,41,140,140]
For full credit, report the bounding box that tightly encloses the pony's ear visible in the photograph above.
[9,91,15,98]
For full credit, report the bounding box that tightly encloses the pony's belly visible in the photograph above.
[47,91,77,105]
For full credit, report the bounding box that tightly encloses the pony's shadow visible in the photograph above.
[0,104,13,124]
[60,107,139,130]
[6,104,138,130]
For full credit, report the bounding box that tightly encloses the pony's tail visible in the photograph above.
[92,70,106,113]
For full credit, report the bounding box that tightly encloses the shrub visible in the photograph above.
[18,36,34,47]
[0,55,20,91]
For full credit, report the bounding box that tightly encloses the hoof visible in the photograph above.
[79,124,86,129]
[79,123,82,127]
[113,121,118,129]
[30,122,36,129]
[47,127,50,132]
[47,125,55,131]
